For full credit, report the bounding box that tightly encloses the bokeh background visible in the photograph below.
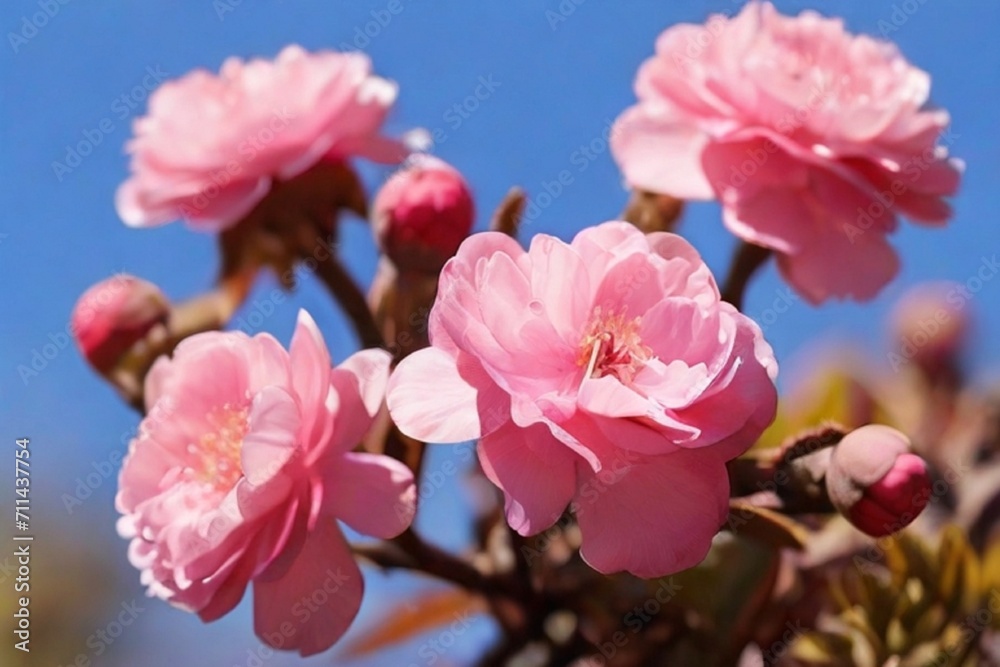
[1,1,998,665]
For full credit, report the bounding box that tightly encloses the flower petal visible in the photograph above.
[253,518,364,656]
[321,452,416,539]
[575,450,730,578]
[388,347,509,443]
[478,421,578,536]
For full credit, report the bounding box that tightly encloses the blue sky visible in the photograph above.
[1,1,998,665]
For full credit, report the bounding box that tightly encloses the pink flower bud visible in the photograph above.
[372,155,474,273]
[72,275,169,373]
[888,281,969,377]
[827,425,931,537]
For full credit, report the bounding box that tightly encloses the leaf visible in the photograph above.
[341,589,487,658]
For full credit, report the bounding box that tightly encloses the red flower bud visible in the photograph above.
[372,155,474,273]
[72,275,169,373]
[826,425,931,537]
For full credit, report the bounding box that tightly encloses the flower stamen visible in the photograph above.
[577,307,654,385]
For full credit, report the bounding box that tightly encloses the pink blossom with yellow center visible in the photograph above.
[611,2,962,304]
[116,310,416,656]
[387,222,778,577]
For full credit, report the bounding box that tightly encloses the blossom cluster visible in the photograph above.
[71,2,956,657]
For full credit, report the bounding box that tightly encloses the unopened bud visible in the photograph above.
[888,281,969,379]
[372,155,474,273]
[72,275,169,373]
[826,425,931,537]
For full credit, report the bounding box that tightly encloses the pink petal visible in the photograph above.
[321,452,416,539]
[591,252,665,318]
[478,420,578,536]
[288,310,333,450]
[193,533,267,622]
[645,233,720,306]
[611,106,714,199]
[323,348,392,457]
[242,386,301,486]
[575,449,730,578]
[777,226,900,304]
[527,233,591,346]
[253,518,364,656]
[674,313,777,456]
[577,376,649,418]
[387,347,510,443]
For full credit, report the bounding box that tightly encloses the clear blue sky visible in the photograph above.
[1,2,998,665]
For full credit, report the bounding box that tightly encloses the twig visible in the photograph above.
[309,249,385,349]
[720,241,772,310]
[490,187,526,239]
[355,529,502,598]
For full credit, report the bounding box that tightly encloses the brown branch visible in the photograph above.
[355,529,502,598]
[620,190,684,234]
[721,241,772,310]
[489,187,527,239]
[309,250,385,349]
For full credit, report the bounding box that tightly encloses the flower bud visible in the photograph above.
[72,275,170,373]
[826,425,931,537]
[888,281,969,379]
[372,155,474,273]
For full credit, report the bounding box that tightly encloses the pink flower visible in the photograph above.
[387,222,777,577]
[611,2,962,304]
[826,425,931,537]
[372,155,475,273]
[117,45,408,232]
[116,310,415,656]
[72,274,169,373]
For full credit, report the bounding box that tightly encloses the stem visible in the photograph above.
[309,249,385,349]
[356,528,502,597]
[619,190,684,235]
[489,187,527,239]
[721,242,772,310]
[116,268,258,413]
